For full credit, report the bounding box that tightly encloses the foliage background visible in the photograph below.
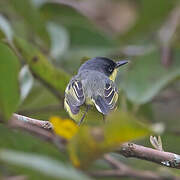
[0,0,180,179]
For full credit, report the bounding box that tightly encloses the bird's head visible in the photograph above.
[78,57,128,81]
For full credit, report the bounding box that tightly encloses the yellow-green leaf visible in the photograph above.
[68,110,151,169]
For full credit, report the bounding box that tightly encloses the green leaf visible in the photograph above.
[0,29,5,40]
[14,36,70,99]
[120,48,180,104]
[41,3,114,48]
[0,149,92,180]
[18,82,64,120]
[0,125,65,160]
[31,0,47,8]
[41,3,117,74]
[9,0,50,46]
[118,0,177,43]
[68,111,150,169]
[0,124,69,179]
[0,42,20,120]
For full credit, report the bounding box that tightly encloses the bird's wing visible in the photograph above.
[93,80,118,115]
[65,79,85,114]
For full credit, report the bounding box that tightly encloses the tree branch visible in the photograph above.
[118,143,180,169]
[9,114,67,151]
[12,113,53,129]
[9,114,180,170]
[90,155,180,180]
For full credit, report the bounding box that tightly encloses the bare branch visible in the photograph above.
[9,114,54,141]
[91,167,180,180]
[104,154,127,170]
[9,114,180,170]
[118,143,180,169]
[91,154,180,180]
[9,114,67,151]
[12,113,53,129]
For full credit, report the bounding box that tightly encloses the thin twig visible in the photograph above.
[91,168,180,180]
[90,154,180,180]
[104,154,127,170]
[158,6,180,67]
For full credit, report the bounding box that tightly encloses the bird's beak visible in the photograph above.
[115,60,128,68]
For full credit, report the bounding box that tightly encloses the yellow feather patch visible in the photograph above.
[109,69,117,81]
[85,97,94,105]
[64,98,85,122]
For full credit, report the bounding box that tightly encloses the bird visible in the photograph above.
[64,57,128,125]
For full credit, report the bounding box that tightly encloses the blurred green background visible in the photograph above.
[0,0,180,179]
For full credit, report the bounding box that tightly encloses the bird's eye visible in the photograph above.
[108,66,113,73]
